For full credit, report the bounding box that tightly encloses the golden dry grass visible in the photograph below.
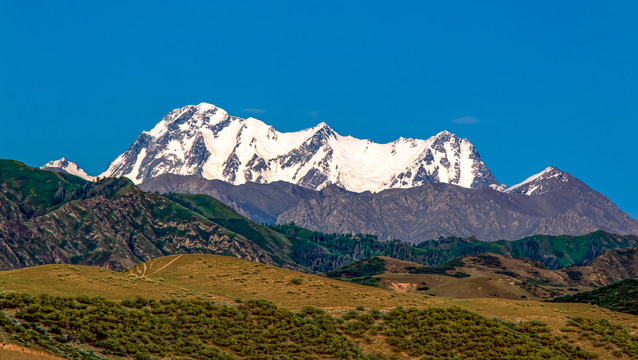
[0,255,636,359]
[0,263,230,303]
[0,344,64,360]
[129,254,440,311]
[375,255,595,300]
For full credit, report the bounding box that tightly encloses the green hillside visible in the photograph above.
[274,223,638,272]
[164,193,296,268]
[550,279,638,315]
[0,160,299,271]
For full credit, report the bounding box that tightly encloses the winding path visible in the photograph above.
[145,254,183,277]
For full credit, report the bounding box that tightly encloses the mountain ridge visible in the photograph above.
[0,159,303,271]
[140,170,638,241]
[40,157,95,181]
[99,102,499,191]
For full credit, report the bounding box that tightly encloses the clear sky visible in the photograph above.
[1,1,637,217]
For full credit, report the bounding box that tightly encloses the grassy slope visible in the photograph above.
[0,159,87,218]
[0,255,636,359]
[165,193,297,268]
[0,263,231,304]
[550,279,638,315]
[326,254,622,301]
[413,231,638,269]
[129,254,431,310]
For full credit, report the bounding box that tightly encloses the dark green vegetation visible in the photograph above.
[416,232,638,270]
[378,307,594,359]
[326,257,470,287]
[565,317,638,358]
[272,223,638,272]
[406,258,470,278]
[326,257,386,278]
[0,292,604,360]
[271,223,430,273]
[550,279,638,315]
[0,159,88,219]
[324,257,387,287]
[0,293,364,360]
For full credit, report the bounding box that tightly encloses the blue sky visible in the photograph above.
[1,1,637,217]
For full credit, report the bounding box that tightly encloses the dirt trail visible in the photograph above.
[145,255,183,277]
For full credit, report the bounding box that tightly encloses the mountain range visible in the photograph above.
[40,102,638,241]
[3,159,638,273]
[98,102,498,191]
[140,168,638,241]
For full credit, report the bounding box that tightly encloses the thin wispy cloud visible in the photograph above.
[242,108,267,114]
[451,116,479,125]
[309,111,319,118]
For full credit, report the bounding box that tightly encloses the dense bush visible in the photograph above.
[326,257,386,278]
[378,307,595,359]
[0,293,364,360]
[0,292,605,360]
[550,279,638,315]
[567,317,638,357]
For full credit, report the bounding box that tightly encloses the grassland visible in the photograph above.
[327,255,600,301]
[128,254,433,310]
[0,263,230,303]
[0,254,637,359]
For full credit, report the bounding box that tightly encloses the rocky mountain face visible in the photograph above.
[504,166,570,196]
[40,157,95,181]
[0,160,297,271]
[457,251,638,295]
[101,103,498,191]
[277,172,638,241]
[141,167,638,242]
[588,247,638,282]
[139,174,320,224]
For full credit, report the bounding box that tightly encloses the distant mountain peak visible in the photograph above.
[435,130,454,137]
[41,157,95,181]
[101,102,499,191]
[504,166,569,196]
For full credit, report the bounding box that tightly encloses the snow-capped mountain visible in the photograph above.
[101,102,498,191]
[504,166,570,196]
[41,157,95,181]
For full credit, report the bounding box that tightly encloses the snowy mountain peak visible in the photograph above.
[41,158,95,181]
[504,166,569,196]
[195,102,218,111]
[101,103,499,191]
[435,130,453,137]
